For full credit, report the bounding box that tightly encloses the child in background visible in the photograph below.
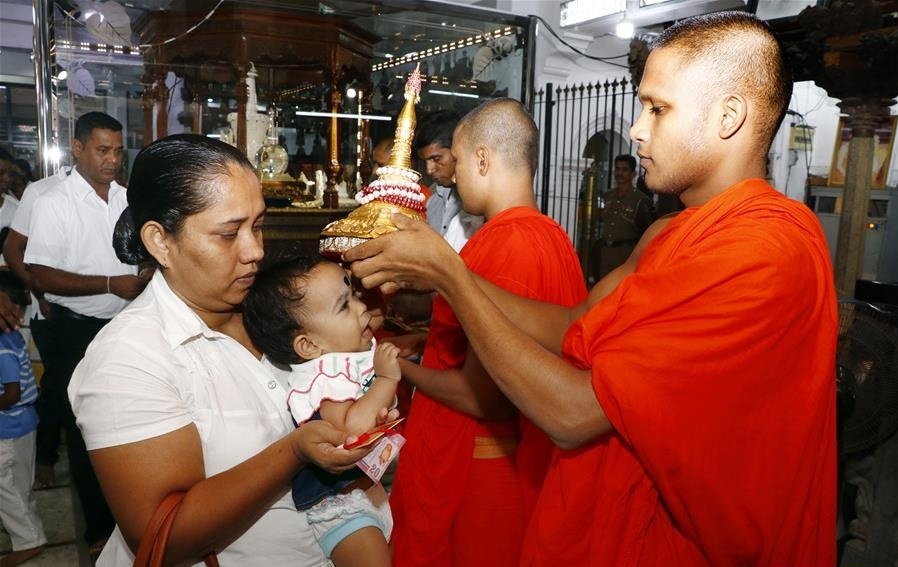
[0,270,46,567]
[243,254,400,567]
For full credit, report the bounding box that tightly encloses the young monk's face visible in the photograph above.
[450,126,487,216]
[630,47,717,198]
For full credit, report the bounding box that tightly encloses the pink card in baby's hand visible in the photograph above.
[356,433,405,483]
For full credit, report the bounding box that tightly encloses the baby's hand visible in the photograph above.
[373,342,401,382]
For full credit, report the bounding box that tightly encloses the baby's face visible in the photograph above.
[299,262,374,355]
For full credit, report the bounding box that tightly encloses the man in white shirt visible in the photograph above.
[23,112,151,557]
[415,111,484,252]
[0,148,18,199]
[0,149,23,264]
[0,149,28,333]
[4,164,70,490]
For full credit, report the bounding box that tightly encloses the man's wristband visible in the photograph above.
[106,276,111,294]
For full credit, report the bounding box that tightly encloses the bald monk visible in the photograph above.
[372,137,394,171]
[346,11,837,567]
[387,98,587,567]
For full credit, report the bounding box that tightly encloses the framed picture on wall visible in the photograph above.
[828,115,897,188]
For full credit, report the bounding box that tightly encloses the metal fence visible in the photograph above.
[532,78,639,278]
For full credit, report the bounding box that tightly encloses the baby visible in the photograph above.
[243,253,400,567]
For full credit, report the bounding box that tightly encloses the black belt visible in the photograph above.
[602,238,638,248]
[50,303,110,323]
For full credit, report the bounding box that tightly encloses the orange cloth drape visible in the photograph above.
[523,179,838,567]
[391,207,587,567]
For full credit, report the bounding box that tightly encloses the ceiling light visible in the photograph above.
[429,89,479,99]
[294,110,391,121]
[615,21,635,39]
[560,0,625,27]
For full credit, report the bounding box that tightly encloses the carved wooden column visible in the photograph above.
[235,63,248,158]
[183,70,201,134]
[357,86,373,184]
[324,84,343,209]
[784,0,898,297]
[190,90,202,134]
[835,100,895,297]
[154,68,170,140]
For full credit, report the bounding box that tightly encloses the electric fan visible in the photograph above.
[836,298,898,567]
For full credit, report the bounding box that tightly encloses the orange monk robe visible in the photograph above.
[522,179,838,567]
[391,206,587,567]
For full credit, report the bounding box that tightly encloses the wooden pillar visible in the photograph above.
[154,68,170,140]
[185,73,201,134]
[235,63,248,158]
[323,85,343,209]
[357,86,373,184]
[834,98,894,298]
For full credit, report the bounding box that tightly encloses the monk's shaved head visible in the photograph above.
[652,11,792,150]
[456,98,539,175]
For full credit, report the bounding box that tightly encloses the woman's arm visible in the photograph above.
[90,420,370,565]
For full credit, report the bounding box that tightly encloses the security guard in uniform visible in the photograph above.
[592,154,653,281]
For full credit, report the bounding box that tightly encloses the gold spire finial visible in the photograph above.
[319,64,426,257]
[388,63,422,169]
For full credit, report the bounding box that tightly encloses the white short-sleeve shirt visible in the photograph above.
[69,272,328,567]
[10,167,70,236]
[425,184,483,252]
[277,346,376,425]
[23,168,136,319]
[0,194,18,267]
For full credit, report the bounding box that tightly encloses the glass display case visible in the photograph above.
[38,0,532,249]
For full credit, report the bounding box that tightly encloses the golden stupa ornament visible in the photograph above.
[320,63,426,256]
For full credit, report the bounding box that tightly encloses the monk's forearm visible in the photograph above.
[436,264,611,448]
[398,358,515,420]
[470,273,577,355]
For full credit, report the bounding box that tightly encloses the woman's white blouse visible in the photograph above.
[69,271,329,567]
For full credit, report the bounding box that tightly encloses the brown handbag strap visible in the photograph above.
[133,492,220,567]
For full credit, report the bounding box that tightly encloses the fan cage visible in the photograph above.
[837,299,898,456]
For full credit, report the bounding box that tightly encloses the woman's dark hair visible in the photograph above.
[243,252,328,365]
[113,134,253,265]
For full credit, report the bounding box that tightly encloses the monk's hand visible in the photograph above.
[343,213,462,294]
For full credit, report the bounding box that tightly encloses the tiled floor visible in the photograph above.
[0,448,93,567]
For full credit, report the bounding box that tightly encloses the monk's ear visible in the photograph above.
[719,94,747,140]
[475,145,490,175]
[293,333,322,361]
